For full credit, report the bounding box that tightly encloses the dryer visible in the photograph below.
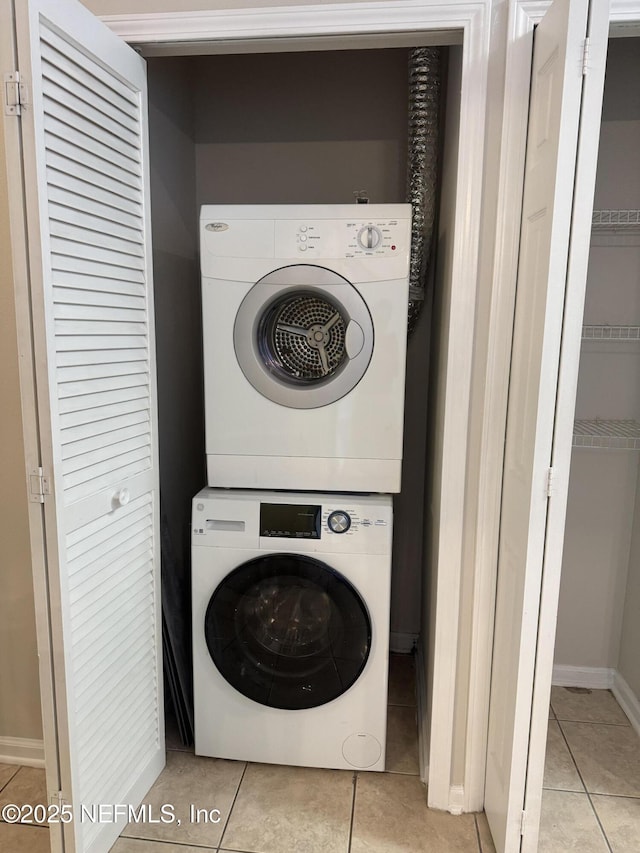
[192,488,392,771]
[200,204,411,493]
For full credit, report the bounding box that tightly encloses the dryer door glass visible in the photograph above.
[204,553,371,710]
[233,264,374,409]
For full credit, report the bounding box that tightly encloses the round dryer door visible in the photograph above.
[204,553,371,710]
[234,265,374,409]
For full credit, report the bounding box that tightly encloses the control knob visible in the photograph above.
[357,225,382,250]
[327,510,351,534]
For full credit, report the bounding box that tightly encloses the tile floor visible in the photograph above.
[541,685,640,851]
[0,663,638,852]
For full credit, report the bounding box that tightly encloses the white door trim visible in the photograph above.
[98,0,491,813]
[100,0,482,46]
[0,1,62,847]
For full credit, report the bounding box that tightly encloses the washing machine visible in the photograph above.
[192,488,392,771]
[200,204,411,493]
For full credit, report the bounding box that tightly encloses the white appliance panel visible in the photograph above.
[200,204,411,492]
[192,489,392,771]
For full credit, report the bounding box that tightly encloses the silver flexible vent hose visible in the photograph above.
[407,47,442,335]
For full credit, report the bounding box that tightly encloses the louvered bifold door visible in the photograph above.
[15,1,164,850]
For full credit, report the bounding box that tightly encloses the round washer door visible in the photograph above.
[233,264,374,409]
[204,553,371,710]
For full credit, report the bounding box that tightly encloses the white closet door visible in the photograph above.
[14,1,163,851]
[484,1,608,851]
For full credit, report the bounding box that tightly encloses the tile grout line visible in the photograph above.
[346,771,358,853]
[554,719,630,728]
[556,721,613,853]
[215,761,248,853]
[0,764,21,795]
[473,813,483,853]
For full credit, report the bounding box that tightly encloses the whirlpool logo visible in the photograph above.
[206,222,229,232]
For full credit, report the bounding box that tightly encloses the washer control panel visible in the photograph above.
[275,218,410,260]
[321,504,389,539]
[192,489,392,554]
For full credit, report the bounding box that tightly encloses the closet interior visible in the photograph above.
[554,36,640,721]
[146,44,460,729]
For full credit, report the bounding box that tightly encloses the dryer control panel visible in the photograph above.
[275,218,410,260]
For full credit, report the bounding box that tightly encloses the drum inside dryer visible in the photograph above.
[233,264,374,409]
[204,552,371,710]
[258,290,347,383]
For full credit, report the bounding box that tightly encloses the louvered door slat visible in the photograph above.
[50,203,142,244]
[63,432,150,475]
[63,424,150,464]
[41,76,139,144]
[40,28,138,114]
[56,320,148,337]
[49,186,143,231]
[79,682,158,774]
[41,62,138,133]
[17,3,163,848]
[58,347,147,367]
[70,547,152,611]
[73,604,153,674]
[58,364,148,388]
[81,704,158,781]
[53,273,145,300]
[60,400,149,432]
[55,304,146,324]
[80,694,158,779]
[58,372,148,399]
[48,168,142,218]
[57,386,148,416]
[51,222,145,259]
[45,116,142,182]
[63,415,150,452]
[47,151,142,204]
[71,573,153,644]
[44,101,139,164]
[78,671,156,747]
[55,336,147,355]
[52,256,145,284]
[65,446,150,491]
[68,519,151,578]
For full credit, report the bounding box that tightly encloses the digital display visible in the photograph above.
[260,504,321,539]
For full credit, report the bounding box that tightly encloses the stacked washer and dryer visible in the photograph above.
[192,204,411,772]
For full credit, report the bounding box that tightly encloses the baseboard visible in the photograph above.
[415,641,429,783]
[0,736,45,767]
[612,671,640,738]
[552,665,614,690]
[448,784,465,816]
[389,632,418,654]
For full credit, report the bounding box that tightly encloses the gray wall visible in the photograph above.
[192,50,408,206]
[147,58,204,565]
[619,462,640,698]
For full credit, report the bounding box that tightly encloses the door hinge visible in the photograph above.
[546,467,556,498]
[29,467,51,504]
[582,38,591,76]
[520,809,527,835]
[49,790,64,807]
[4,71,27,116]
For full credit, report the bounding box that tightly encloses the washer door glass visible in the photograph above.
[204,553,371,710]
[234,264,374,409]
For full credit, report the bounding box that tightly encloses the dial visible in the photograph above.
[327,510,351,534]
[357,225,382,250]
